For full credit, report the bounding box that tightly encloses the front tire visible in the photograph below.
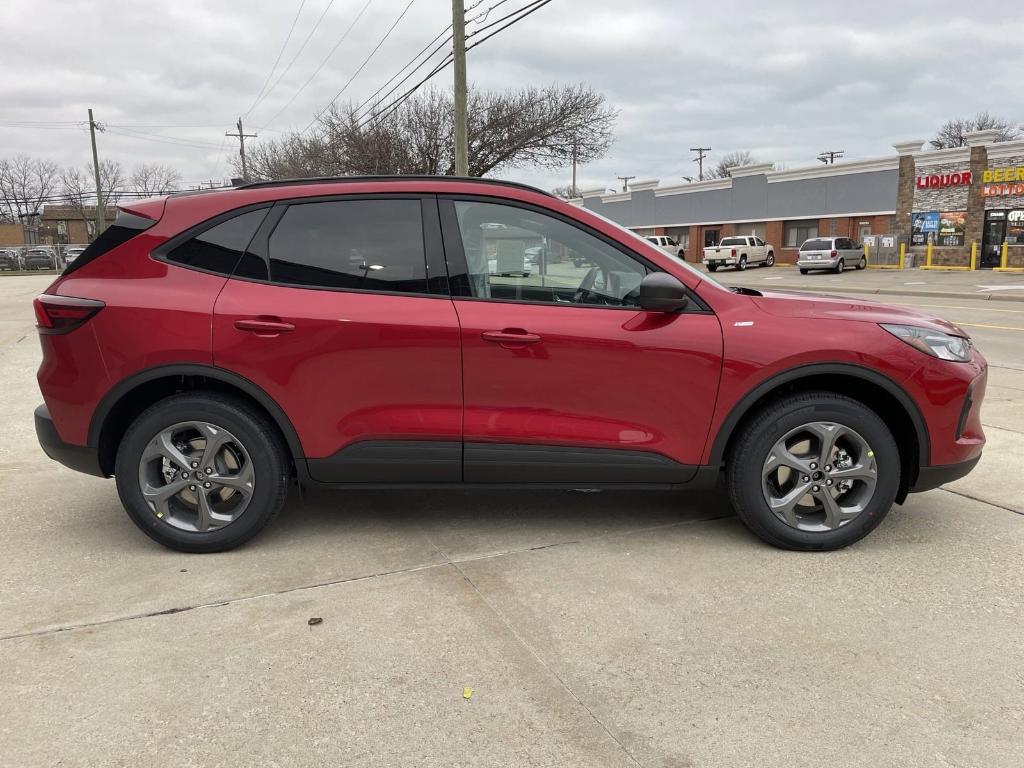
[115,392,290,553]
[763,252,775,267]
[726,392,899,551]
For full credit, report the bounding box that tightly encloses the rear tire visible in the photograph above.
[834,258,845,273]
[799,268,809,275]
[857,256,867,270]
[736,255,747,271]
[708,265,718,273]
[726,392,899,551]
[115,392,290,553]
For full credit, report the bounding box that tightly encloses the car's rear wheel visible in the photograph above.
[799,268,809,274]
[834,258,845,273]
[857,256,867,270]
[736,255,747,271]
[708,264,718,272]
[115,392,289,553]
[726,392,899,550]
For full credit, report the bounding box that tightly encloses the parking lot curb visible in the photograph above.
[746,283,1024,303]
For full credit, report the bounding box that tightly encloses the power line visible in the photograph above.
[248,0,339,117]
[302,0,417,133]
[104,127,227,150]
[259,0,375,129]
[354,0,552,131]
[244,0,309,117]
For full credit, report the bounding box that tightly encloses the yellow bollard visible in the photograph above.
[970,242,977,271]
[926,242,933,267]
[1002,241,1009,270]
[898,242,906,269]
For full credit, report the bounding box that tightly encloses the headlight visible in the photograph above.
[881,324,973,362]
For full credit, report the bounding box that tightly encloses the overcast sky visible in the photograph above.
[1,0,1020,193]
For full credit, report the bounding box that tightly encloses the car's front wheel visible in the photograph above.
[115,393,290,553]
[726,392,899,550]
[763,252,775,267]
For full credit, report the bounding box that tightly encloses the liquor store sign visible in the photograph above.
[981,166,1024,197]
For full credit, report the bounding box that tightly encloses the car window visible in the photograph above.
[800,239,833,251]
[755,237,765,246]
[166,209,268,276]
[452,200,648,308]
[719,237,747,246]
[268,199,427,293]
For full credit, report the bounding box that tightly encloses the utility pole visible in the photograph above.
[452,0,468,176]
[88,109,104,238]
[817,149,844,165]
[226,117,257,181]
[570,141,577,196]
[616,175,635,192]
[690,147,711,181]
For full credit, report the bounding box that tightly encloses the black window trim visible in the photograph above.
[437,194,712,313]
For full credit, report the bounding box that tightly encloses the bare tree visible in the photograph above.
[130,163,181,196]
[550,184,580,198]
[930,111,1022,149]
[61,160,126,239]
[0,155,60,224]
[242,84,617,180]
[708,150,759,179]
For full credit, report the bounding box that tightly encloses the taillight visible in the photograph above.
[34,295,104,335]
[731,248,737,257]
[830,249,838,257]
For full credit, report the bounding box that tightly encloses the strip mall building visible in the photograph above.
[572,129,1024,269]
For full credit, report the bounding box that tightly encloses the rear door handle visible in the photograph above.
[481,329,541,345]
[234,318,295,336]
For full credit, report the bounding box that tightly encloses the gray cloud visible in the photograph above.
[1,0,1019,192]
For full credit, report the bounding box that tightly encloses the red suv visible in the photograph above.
[34,177,986,553]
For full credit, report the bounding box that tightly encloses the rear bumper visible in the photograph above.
[34,404,105,477]
[910,455,981,493]
[796,258,839,269]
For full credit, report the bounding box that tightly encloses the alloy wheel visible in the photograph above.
[137,421,255,532]
[761,421,878,531]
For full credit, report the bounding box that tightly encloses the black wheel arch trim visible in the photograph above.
[87,364,305,461]
[707,362,930,467]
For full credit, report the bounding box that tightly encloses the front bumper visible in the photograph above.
[34,404,105,477]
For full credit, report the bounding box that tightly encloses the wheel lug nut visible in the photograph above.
[826,479,833,486]
[204,482,211,489]
[191,461,199,469]
[812,485,820,492]
[189,484,197,492]
[181,471,189,479]
[825,464,832,472]
[205,467,213,475]
[809,463,817,470]
[802,475,810,482]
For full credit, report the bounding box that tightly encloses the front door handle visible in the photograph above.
[481,329,541,345]
[234,318,295,336]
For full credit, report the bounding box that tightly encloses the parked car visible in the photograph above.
[0,249,22,270]
[797,237,866,274]
[35,176,986,554]
[646,235,684,258]
[63,246,87,265]
[24,248,57,270]
[703,236,775,271]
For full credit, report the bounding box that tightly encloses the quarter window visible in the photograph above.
[451,201,648,308]
[166,209,268,276]
[268,199,427,293]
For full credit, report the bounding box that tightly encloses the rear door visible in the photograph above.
[213,195,463,482]
[440,197,723,484]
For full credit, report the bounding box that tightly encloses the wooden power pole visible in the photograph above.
[88,109,104,238]
[226,117,257,181]
[452,0,468,176]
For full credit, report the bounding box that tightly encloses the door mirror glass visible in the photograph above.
[639,272,689,312]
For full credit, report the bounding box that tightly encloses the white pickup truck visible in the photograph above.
[702,236,775,272]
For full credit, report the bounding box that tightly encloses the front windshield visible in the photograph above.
[581,206,732,292]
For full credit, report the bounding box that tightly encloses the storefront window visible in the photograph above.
[1008,210,1024,245]
[784,221,818,247]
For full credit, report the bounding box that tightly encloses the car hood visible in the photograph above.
[751,289,968,336]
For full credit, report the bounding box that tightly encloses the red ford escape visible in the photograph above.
[34,177,987,553]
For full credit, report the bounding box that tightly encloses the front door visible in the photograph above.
[440,198,723,484]
[213,195,463,482]
[981,213,1007,269]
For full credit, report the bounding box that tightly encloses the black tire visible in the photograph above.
[708,265,718,273]
[725,392,900,551]
[834,258,845,273]
[763,252,775,267]
[799,268,809,275]
[115,392,290,553]
[857,256,866,270]
[736,255,747,271]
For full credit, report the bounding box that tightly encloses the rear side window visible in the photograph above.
[166,209,268,276]
[719,237,747,246]
[800,238,833,251]
[268,199,427,293]
[62,209,155,276]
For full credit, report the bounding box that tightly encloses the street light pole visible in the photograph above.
[452,0,469,176]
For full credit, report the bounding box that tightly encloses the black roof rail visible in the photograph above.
[233,175,554,198]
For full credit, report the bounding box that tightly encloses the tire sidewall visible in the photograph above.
[730,397,900,550]
[737,256,747,271]
[766,253,775,266]
[115,396,286,552]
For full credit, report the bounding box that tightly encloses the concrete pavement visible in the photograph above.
[2,274,1022,767]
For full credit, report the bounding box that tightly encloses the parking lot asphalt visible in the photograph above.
[2,274,1022,767]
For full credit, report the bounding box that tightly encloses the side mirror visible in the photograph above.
[639,272,689,313]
